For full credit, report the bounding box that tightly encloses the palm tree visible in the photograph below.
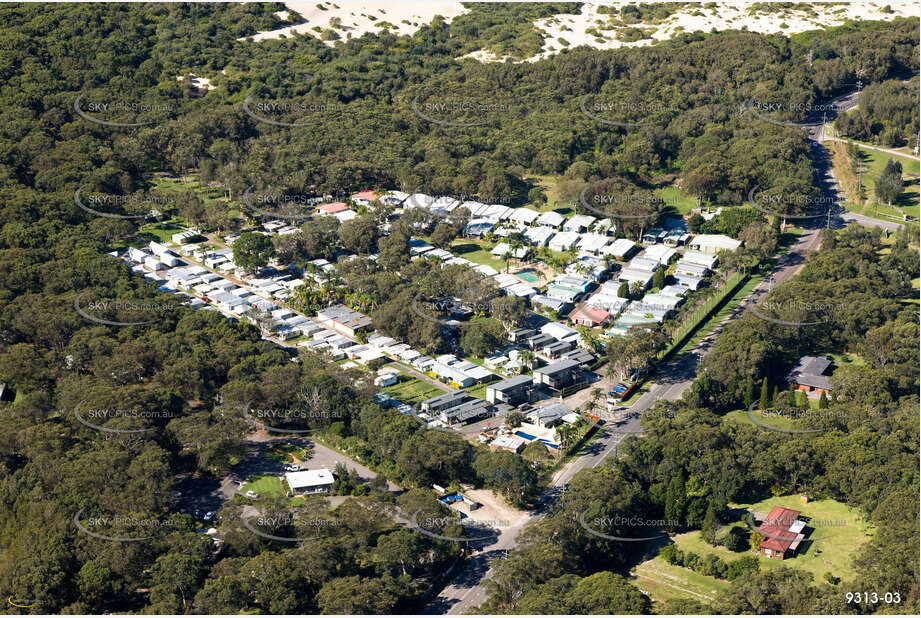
[518,349,535,373]
[583,397,598,418]
[575,263,593,279]
[577,326,602,354]
[602,254,618,273]
[555,423,576,450]
[589,387,603,410]
[502,249,513,273]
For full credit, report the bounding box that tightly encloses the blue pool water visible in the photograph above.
[515,269,540,282]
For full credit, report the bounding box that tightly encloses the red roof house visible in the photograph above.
[757,506,806,560]
[350,190,381,204]
[316,202,350,216]
[569,305,610,328]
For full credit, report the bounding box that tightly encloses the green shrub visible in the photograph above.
[727,555,760,580]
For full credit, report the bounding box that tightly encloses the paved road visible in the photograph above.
[839,210,906,231]
[557,226,822,477]
[801,89,907,232]
[823,136,920,161]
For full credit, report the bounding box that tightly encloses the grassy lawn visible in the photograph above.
[465,384,489,401]
[618,381,651,405]
[827,352,865,368]
[240,474,306,507]
[150,175,239,215]
[524,174,576,215]
[138,221,184,244]
[828,142,919,221]
[450,239,509,272]
[382,372,447,405]
[241,474,288,498]
[632,557,729,608]
[265,443,312,464]
[856,147,919,219]
[659,185,698,216]
[723,406,825,429]
[671,495,872,584]
[668,271,762,358]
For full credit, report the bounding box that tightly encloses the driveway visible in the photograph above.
[247,432,402,491]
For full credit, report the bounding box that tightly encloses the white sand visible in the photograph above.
[526,2,920,62]
[239,1,920,62]
[176,74,216,91]
[241,0,469,44]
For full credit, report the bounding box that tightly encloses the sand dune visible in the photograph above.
[241,1,469,44]
[527,2,920,62]
[240,1,920,63]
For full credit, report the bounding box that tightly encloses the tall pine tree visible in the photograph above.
[759,378,769,409]
[664,475,687,531]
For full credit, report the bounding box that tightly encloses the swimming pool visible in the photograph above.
[515,269,540,283]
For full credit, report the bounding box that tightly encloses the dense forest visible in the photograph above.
[0,2,917,614]
[833,77,920,147]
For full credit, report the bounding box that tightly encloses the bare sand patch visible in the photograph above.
[241,1,469,44]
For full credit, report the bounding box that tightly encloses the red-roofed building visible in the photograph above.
[316,202,350,216]
[351,190,381,205]
[570,305,610,328]
[757,506,806,560]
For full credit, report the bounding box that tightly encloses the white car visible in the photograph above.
[203,511,214,521]
[245,490,258,498]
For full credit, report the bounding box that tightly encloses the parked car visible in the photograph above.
[203,511,214,522]
[245,490,258,498]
